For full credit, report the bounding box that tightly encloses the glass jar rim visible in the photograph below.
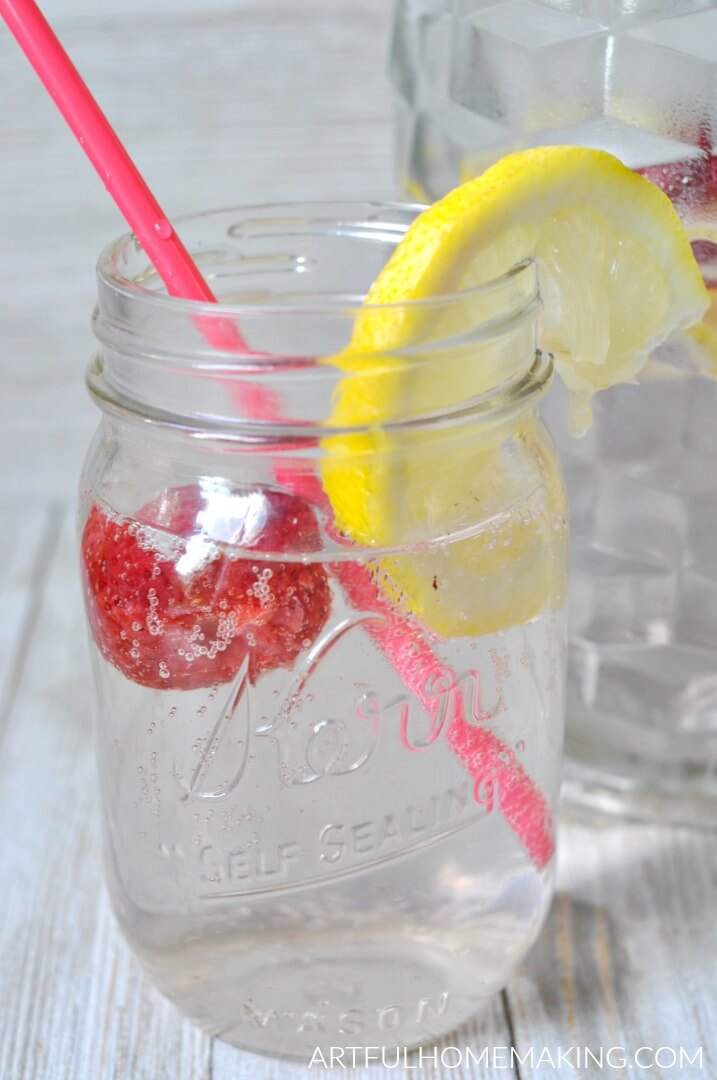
[96,199,537,320]
[90,201,548,438]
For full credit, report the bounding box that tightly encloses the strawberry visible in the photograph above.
[81,485,331,691]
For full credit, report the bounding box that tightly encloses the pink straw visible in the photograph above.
[1,0,555,868]
[333,560,554,868]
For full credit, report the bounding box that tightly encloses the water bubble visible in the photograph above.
[154,218,173,240]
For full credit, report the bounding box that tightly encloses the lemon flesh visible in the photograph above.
[322,147,708,638]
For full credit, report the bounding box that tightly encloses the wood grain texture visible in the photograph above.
[0,511,213,1080]
[509,818,717,1079]
[0,1,715,1078]
[0,502,56,741]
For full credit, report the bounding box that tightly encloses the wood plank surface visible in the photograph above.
[0,511,213,1080]
[511,818,716,1079]
[0,1,715,1079]
[0,502,56,741]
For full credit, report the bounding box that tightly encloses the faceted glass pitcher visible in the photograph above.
[390,0,717,823]
[78,204,567,1058]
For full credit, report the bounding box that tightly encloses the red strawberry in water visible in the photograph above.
[81,484,331,691]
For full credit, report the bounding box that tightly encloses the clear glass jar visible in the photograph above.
[79,203,567,1059]
[391,0,717,824]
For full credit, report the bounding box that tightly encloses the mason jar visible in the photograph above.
[78,203,567,1058]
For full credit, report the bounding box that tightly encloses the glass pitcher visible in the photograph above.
[390,0,717,823]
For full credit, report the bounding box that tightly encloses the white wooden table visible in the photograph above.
[0,2,715,1077]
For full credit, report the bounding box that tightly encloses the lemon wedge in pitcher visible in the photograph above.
[321,147,708,638]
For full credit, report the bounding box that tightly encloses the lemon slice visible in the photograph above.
[322,147,708,638]
[355,147,707,421]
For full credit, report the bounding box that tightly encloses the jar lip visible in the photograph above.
[92,201,546,436]
[96,200,538,318]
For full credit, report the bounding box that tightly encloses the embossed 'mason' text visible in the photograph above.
[235,991,450,1034]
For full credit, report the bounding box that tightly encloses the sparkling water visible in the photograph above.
[89,516,564,1058]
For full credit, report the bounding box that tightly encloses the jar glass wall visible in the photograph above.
[79,204,567,1058]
